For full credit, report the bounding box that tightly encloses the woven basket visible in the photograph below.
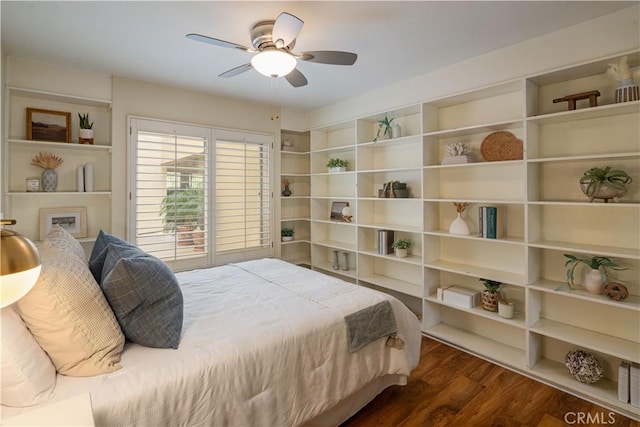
[480,131,523,161]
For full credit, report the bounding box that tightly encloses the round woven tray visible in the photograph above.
[480,131,523,161]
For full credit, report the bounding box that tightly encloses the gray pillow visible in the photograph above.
[89,230,135,283]
[100,243,183,349]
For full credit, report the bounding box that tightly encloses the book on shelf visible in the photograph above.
[441,155,472,165]
[631,362,640,408]
[618,361,630,403]
[478,206,498,239]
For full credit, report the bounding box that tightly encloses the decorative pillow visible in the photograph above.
[1,306,55,407]
[100,243,183,349]
[89,229,135,283]
[40,224,87,262]
[16,236,125,377]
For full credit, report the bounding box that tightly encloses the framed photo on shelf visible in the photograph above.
[39,207,87,240]
[330,201,349,222]
[26,108,71,143]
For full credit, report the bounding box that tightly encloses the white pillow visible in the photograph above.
[1,305,56,407]
[16,228,125,376]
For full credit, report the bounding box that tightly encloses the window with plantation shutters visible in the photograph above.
[214,130,272,264]
[128,118,272,271]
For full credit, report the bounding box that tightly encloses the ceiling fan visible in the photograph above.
[186,12,358,88]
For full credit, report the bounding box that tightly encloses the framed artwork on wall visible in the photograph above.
[26,108,72,143]
[39,207,87,240]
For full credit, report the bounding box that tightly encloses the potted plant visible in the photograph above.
[579,166,632,203]
[391,239,411,258]
[78,113,94,144]
[374,115,394,142]
[160,188,205,246]
[564,254,625,294]
[281,227,295,242]
[326,158,349,173]
[479,278,501,312]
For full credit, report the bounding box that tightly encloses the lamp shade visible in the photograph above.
[251,49,296,78]
[1,229,41,308]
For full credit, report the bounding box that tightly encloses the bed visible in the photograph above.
[1,228,421,426]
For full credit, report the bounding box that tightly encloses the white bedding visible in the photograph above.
[2,259,421,426]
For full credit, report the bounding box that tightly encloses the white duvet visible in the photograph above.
[5,259,421,426]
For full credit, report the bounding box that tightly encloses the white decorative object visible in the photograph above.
[392,123,401,139]
[332,250,339,270]
[84,163,94,192]
[584,268,604,294]
[498,300,514,319]
[450,202,471,235]
[442,286,480,309]
[607,56,640,103]
[76,165,85,192]
[328,167,346,173]
[442,142,472,165]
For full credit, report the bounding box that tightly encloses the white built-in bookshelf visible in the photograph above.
[280,51,640,420]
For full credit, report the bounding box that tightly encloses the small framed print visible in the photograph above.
[26,108,72,143]
[330,201,349,222]
[39,207,87,240]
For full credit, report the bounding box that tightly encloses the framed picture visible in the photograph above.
[330,201,349,222]
[26,108,71,143]
[39,207,87,240]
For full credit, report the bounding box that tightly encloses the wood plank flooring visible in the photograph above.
[341,336,639,427]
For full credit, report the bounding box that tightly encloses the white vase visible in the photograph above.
[84,162,94,192]
[498,301,514,319]
[584,268,604,294]
[449,213,471,235]
[392,123,401,139]
[328,167,346,173]
[281,236,293,242]
[76,165,85,192]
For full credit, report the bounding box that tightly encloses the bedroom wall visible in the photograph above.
[305,5,640,127]
[111,77,279,237]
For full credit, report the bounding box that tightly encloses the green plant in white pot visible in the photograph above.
[326,158,348,173]
[281,227,295,242]
[391,239,411,258]
[78,113,94,144]
[564,254,625,295]
[580,166,632,203]
[373,115,394,142]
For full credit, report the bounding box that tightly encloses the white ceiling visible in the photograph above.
[1,1,635,112]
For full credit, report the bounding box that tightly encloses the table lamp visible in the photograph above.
[1,219,41,308]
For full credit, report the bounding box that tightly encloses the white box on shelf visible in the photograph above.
[442,286,480,309]
[631,362,640,408]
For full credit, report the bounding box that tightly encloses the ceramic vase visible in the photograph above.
[584,268,604,294]
[449,213,471,235]
[498,300,514,319]
[41,168,58,192]
[332,250,340,270]
[341,252,349,271]
[84,162,94,192]
[392,123,401,139]
[282,184,292,197]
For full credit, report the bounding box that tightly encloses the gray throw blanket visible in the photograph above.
[345,300,398,352]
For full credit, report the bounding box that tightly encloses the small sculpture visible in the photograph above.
[607,56,640,103]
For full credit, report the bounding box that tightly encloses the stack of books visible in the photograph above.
[618,361,640,407]
[478,206,498,239]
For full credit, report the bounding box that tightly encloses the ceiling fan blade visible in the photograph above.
[219,63,253,78]
[285,68,308,88]
[272,12,304,49]
[300,51,357,66]
[186,33,250,52]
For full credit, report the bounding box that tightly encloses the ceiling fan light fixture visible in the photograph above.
[251,50,296,78]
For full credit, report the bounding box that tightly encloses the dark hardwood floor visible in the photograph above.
[342,336,639,427]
